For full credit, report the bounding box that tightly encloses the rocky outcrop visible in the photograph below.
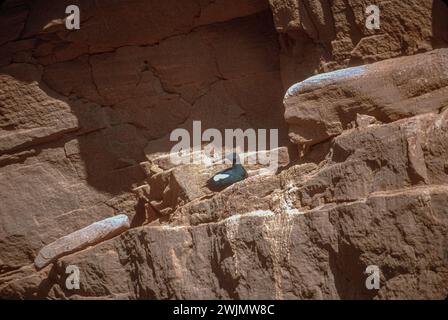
[0,0,288,275]
[269,0,448,87]
[0,63,79,153]
[284,49,448,147]
[137,147,290,221]
[3,107,448,298]
[2,49,448,299]
[34,214,130,269]
[0,0,447,299]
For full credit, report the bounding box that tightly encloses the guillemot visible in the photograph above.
[207,153,248,191]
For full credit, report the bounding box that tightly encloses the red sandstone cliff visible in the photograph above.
[0,0,448,299]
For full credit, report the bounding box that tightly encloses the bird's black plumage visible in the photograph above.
[207,153,248,191]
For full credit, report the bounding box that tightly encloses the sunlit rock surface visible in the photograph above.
[0,0,448,299]
[284,49,448,146]
[34,214,130,269]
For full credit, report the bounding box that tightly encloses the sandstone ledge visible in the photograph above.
[34,214,130,270]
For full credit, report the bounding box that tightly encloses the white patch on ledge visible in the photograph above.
[225,210,275,223]
[285,66,367,99]
[159,210,275,231]
[161,225,186,231]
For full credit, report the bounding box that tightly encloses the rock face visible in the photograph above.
[284,49,448,146]
[269,0,448,87]
[0,0,448,300]
[34,214,130,269]
[0,0,288,275]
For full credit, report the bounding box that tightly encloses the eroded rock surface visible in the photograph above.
[0,0,288,275]
[284,49,448,146]
[269,0,448,87]
[0,0,447,299]
[34,214,130,269]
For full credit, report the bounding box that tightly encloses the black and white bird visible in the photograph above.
[207,153,248,191]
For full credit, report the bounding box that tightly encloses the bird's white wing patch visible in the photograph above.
[213,173,229,182]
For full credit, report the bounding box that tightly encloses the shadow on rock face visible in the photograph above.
[0,9,291,194]
[0,5,291,272]
[432,0,448,48]
[1,8,290,194]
